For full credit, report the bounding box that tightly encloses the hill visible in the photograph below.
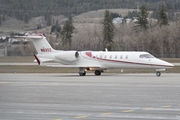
[0,0,179,36]
[0,9,134,36]
[0,0,179,25]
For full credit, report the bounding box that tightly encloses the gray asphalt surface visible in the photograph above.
[0,73,180,120]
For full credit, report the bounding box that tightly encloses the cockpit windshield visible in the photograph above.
[139,54,155,58]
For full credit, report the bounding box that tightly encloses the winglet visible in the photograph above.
[34,54,41,65]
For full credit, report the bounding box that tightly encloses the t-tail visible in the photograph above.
[17,34,57,54]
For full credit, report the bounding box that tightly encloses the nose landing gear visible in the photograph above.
[79,71,86,76]
[79,67,86,76]
[156,71,161,77]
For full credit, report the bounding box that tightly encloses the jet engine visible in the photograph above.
[55,51,79,62]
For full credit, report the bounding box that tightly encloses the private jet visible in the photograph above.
[16,34,174,76]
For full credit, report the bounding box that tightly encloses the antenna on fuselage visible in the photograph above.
[105,48,108,52]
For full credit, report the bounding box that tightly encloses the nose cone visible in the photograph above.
[166,62,174,68]
[159,59,174,68]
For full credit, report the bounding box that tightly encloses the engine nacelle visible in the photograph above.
[55,51,79,62]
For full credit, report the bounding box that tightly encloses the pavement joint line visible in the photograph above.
[74,116,88,119]
[102,112,113,115]
[122,110,134,113]
[0,82,9,84]
[143,108,154,110]
[55,119,62,120]
[162,105,172,108]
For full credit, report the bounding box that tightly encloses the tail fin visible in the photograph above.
[17,34,56,54]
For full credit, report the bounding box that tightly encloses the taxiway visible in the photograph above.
[0,73,180,120]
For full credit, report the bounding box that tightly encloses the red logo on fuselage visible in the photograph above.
[41,48,52,52]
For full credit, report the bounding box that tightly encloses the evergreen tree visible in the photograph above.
[102,10,115,51]
[135,4,149,31]
[50,25,56,34]
[56,25,61,33]
[158,2,168,26]
[60,20,75,50]
[50,20,61,37]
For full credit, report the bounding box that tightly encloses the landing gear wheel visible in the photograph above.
[79,71,86,76]
[156,71,161,77]
[94,70,101,76]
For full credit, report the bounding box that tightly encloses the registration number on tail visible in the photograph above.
[41,48,52,52]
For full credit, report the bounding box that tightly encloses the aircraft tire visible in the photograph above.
[156,71,161,77]
[94,70,101,76]
[79,71,86,76]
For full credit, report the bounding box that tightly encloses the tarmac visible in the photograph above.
[0,73,180,120]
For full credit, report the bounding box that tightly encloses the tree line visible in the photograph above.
[0,0,180,25]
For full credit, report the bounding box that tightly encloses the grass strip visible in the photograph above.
[0,65,179,73]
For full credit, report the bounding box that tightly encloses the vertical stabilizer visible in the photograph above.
[24,34,56,54]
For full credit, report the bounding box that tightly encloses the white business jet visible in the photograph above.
[17,34,174,76]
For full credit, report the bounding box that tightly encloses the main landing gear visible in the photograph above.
[156,71,161,77]
[94,70,101,76]
[78,68,102,76]
[79,70,102,76]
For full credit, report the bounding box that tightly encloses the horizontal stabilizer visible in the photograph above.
[34,58,54,63]
[14,34,43,39]
[34,54,46,66]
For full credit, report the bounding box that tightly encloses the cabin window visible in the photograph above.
[126,55,128,59]
[120,55,123,59]
[104,55,106,58]
[115,55,117,59]
[110,55,112,59]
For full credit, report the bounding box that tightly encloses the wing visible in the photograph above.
[34,54,101,68]
[44,64,101,68]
